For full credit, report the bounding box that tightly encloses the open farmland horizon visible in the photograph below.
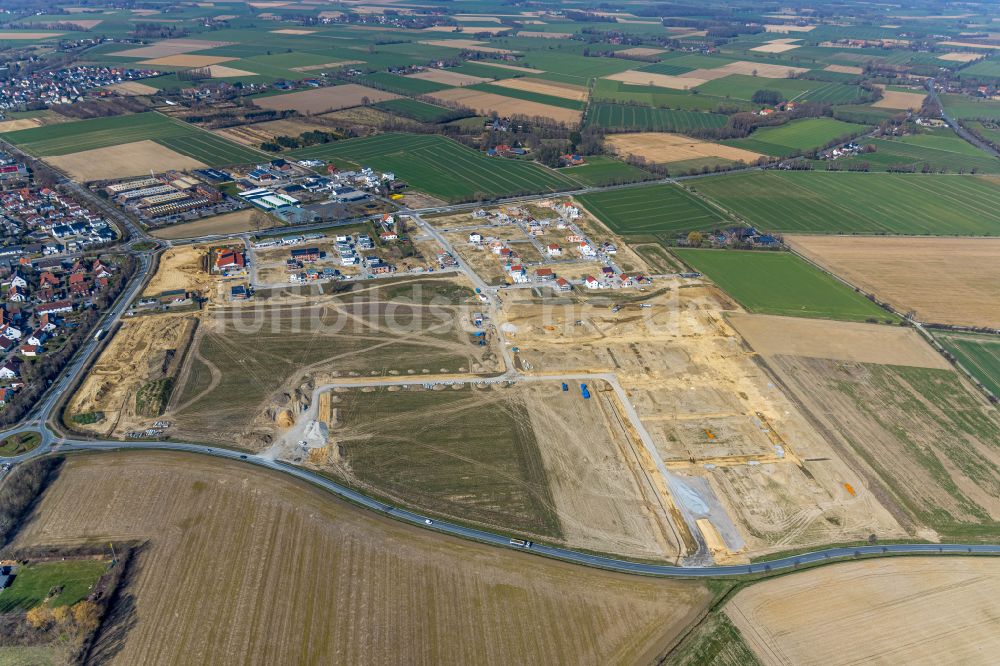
[3,0,1000,662]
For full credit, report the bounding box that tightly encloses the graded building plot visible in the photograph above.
[290,133,578,202]
[934,332,1000,398]
[14,451,715,666]
[690,171,1000,236]
[607,132,762,165]
[788,235,1000,328]
[576,183,726,236]
[490,76,589,102]
[502,286,904,558]
[673,250,893,322]
[728,558,1000,666]
[165,277,498,449]
[727,313,947,368]
[872,87,927,109]
[406,68,492,86]
[44,140,206,181]
[326,383,680,559]
[427,87,581,125]
[67,316,198,437]
[763,355,1000,539]
[252,84,400,113]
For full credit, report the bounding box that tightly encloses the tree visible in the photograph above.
[71,600,100,633]
[53,605,73,626]
[687,231,703,246]
[26,605,54,630]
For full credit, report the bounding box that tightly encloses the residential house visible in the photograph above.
[555,277,571,292]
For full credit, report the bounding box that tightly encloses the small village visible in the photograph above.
[0,65,161,111]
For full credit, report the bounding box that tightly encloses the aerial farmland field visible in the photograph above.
[723,118,868,156]
[290,133,579,201]
[934,332,1000,398]
[576,183,726,235]
[690,171,1000,235]
[588,103,729,131]
[672,249,894,322]
[2,111,263,166]
[788,235,1000,327]
[11,451,714,665]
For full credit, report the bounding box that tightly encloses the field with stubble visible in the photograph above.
[728,558,1000,666]
[788,235,1000,328]
[13,451,715,665]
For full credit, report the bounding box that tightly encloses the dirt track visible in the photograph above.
[728,557,1000,665]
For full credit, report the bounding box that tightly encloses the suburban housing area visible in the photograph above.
[0,0,999,663]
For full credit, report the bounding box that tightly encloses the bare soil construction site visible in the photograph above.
[731,312,1000,540]
[14,451,714,665]
[491,285,906,560]
[163,275,501,450]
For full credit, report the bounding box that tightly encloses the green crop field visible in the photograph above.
[590,80,753,112]
[672,249,894,322]
[691,171,1000,235]
[332,387,562,539]
[356,71,449,95]
[518,52,634,82]
[373,98,466,123]
[935,332,1000,398]
[559,156,655,187]
[468,83,584,110]
[960,58,1000,80]
[2,112,262,165]
[576,183,725,235]
[941,94,1000,121]
[694,75,817,101]
[290,133,578,202]
[588,103,729,131]
[856,130,1000,173]
[723,118,868,156]
[0,560,109,613]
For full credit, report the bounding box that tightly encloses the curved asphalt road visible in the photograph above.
[45,439,1000,578]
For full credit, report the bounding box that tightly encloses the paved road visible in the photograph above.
[926,78,1000,158]
[44,439,1000,577]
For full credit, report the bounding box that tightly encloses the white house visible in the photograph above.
[469,232,483,245]
[578,242,596,257]
[546,244,562,256]
[585,275,603,290]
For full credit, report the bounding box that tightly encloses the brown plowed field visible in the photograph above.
[492,76,589,101]
[14,451,714,665]
[727,313,948,368]
[428,88,581,124]
[408,68,492,86]
[788,235,1000,328]
[252,84,399,113]
[728,557,1000,666]
[607,132,762,164]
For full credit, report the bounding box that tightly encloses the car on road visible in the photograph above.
[424,519,433,525]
